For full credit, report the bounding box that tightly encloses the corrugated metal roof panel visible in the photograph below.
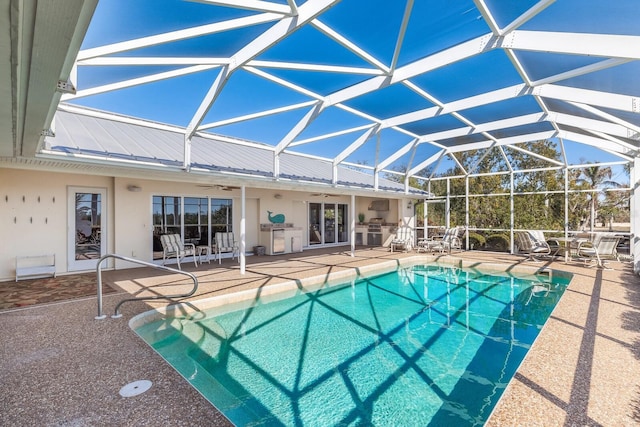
[47,109,424,195]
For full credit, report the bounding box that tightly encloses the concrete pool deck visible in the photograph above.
[1,247,639,426]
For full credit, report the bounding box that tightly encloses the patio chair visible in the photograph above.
[418,226,463,253]
[531,230,561,257]
[576,234,620,268]
[390,225,413,252]
[514,231,552,262]
[160,234,197,270]
[215,232,239,264]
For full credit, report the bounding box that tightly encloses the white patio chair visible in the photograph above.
[390,225,413,252]
[419,227,463,254]
[577,234,620,268]
[514,231,551,262]
[215,232,239,264]
[160,234,197,270]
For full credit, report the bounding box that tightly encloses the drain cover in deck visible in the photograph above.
[119,380,152,397]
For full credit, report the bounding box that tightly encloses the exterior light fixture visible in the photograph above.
[127,185,142,192]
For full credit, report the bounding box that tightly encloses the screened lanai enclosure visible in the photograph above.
[415,149,631,256]
[4,0,640,270]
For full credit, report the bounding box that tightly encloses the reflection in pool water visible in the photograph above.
[136,264,570,426]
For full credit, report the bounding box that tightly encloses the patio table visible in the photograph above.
[552,237,588,263]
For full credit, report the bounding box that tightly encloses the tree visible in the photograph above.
[599,188,630,231]
[573,163,622,231]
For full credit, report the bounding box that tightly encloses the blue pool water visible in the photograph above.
[135,265,570,426]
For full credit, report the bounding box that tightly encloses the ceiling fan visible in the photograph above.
[311,193,337,198]
[196,184,240,191]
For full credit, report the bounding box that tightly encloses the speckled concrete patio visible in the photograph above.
[1,247,639,426]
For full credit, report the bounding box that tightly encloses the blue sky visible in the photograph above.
[69,0,637,182]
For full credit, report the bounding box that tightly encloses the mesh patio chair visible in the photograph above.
[215,232,239,264]
[577,234,620,268]
[514,231,551,262]
[390,225,413,252]
[160,234,197,270]
[418,226,463,254]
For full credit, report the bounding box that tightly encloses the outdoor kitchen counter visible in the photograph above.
[355,224,396,246]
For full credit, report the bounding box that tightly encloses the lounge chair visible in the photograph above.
[576,234,620,268]
[160,234,197,269]
[215,232,239,264]
[417,226,463,253]
[514,231,552,262]
[390,225,413,252]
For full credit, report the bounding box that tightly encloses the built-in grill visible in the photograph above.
[367,218,384,246]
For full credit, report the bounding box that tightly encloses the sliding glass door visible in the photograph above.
[152,195,233,260]
[309,203,322,245]
[324,204,336,243]
[308,202,348,246]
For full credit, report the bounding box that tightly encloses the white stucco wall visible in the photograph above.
[112,178,264,269]
[0,168,410,280]
[0,168,114,281]
[1,170,267,279]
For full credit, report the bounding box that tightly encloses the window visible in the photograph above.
[153,196,181,236]
[184,197,208,245]
[152,195,232,258]
[210,198,233,240]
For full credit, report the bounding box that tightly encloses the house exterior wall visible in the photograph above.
[0,168,114,281]
[105,178,265,270]
[0,169,266,279]
[2,168,411,281]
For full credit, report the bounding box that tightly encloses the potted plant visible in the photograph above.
[358,213,365,224]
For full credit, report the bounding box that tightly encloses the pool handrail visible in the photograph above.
[96,254,198,319]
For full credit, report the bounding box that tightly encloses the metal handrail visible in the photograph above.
[95,254,198,320]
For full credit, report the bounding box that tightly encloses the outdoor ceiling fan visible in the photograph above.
[311,193,337,198]
[196,184,240,191]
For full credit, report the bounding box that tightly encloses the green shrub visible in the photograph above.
[485,233,510,251]
[467,232,486,250]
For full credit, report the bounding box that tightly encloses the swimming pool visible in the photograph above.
[135,264,570,426]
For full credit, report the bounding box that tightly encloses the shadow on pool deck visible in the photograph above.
[0,247,639,426]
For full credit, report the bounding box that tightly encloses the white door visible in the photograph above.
[68,187,107,271]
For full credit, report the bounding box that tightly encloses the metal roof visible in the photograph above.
[46,107,418,195]
[6,0,640,188]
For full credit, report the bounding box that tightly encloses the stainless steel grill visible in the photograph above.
[367,218,384,232]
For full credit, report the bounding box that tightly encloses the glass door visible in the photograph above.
[324,204,336,243]
[309,202,349,246]
[337,204,348,243]
[68,187,107,271]
[309,203,322,245]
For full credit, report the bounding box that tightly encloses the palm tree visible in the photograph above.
[575,164,621,231]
